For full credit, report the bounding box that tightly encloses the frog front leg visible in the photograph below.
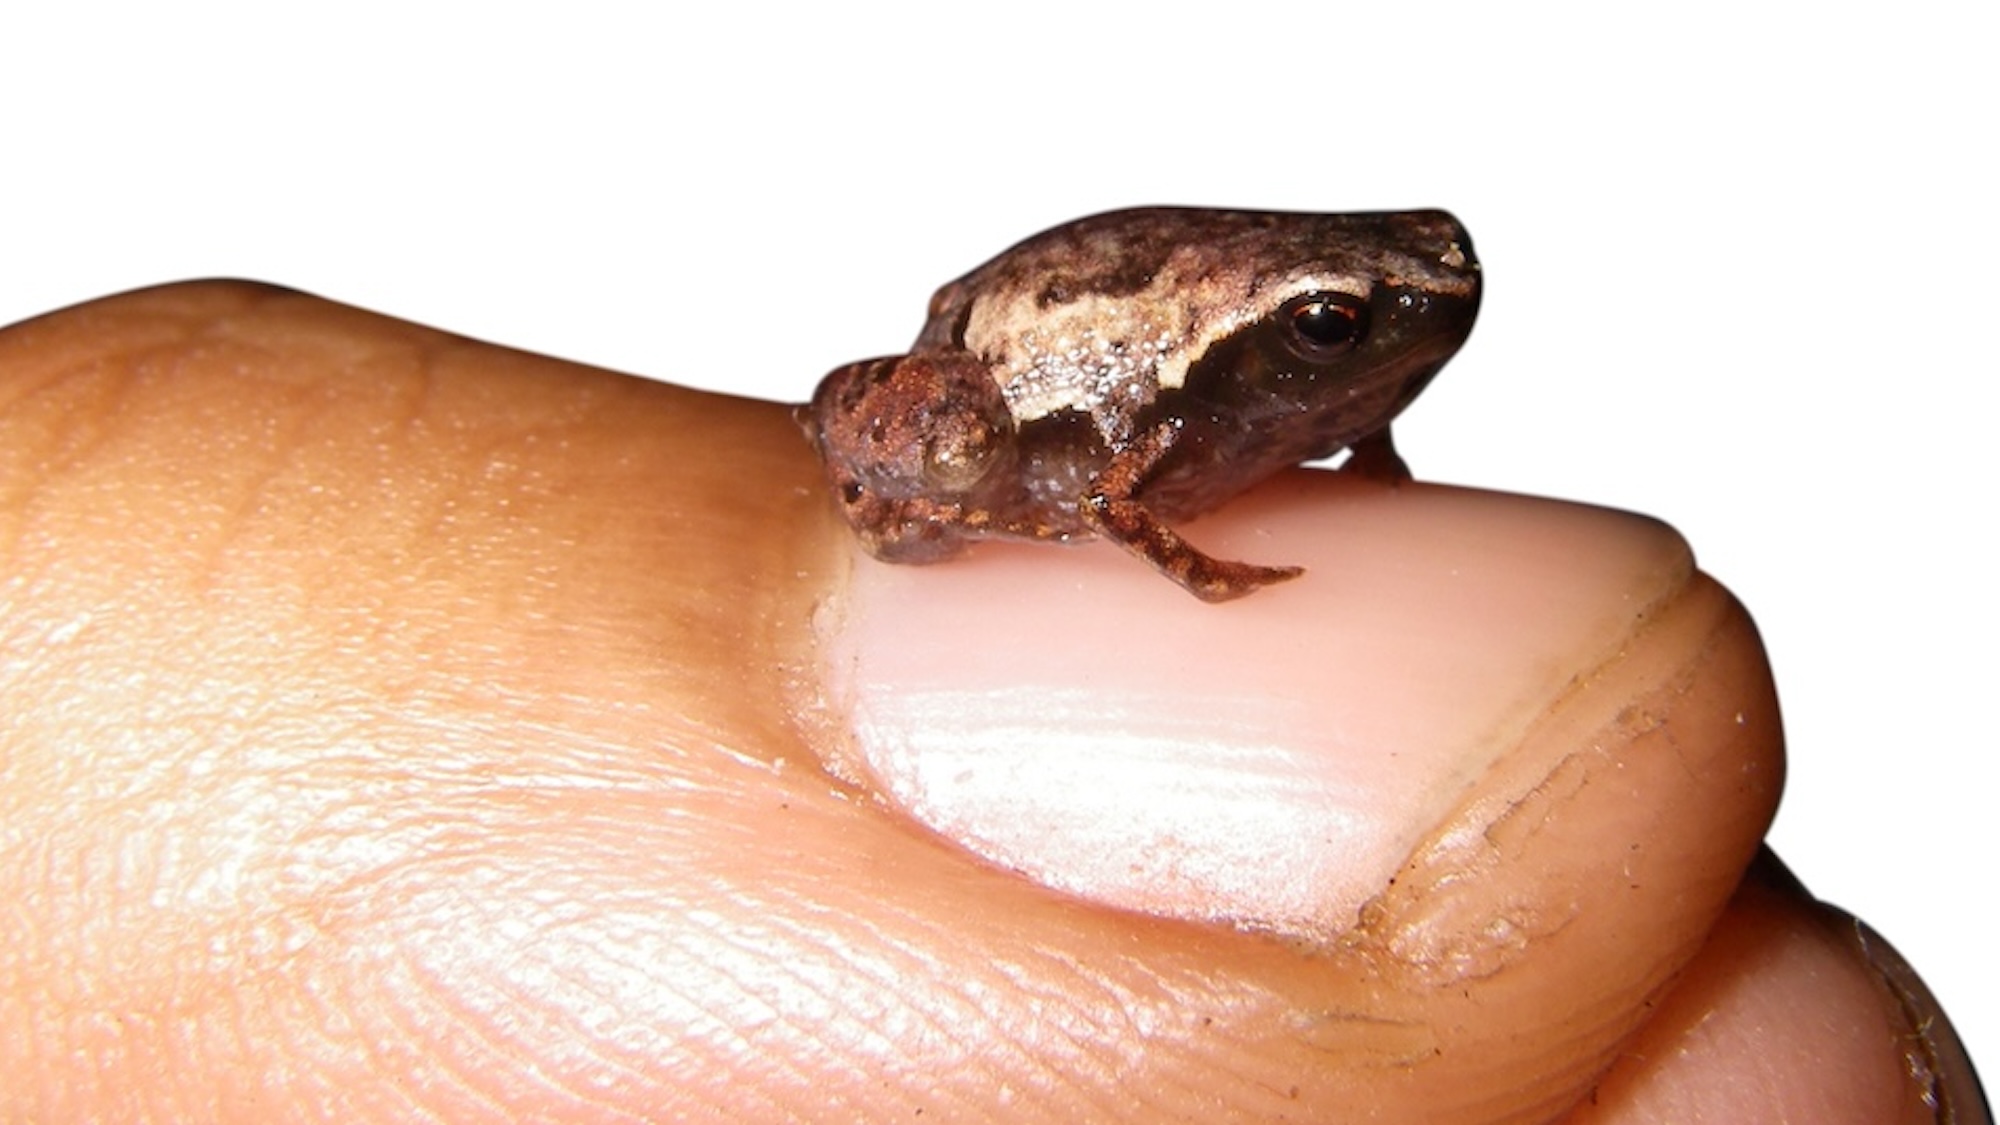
[1340,427,1412,483]
[1081,420,1303,603]
[807,351,1016,564]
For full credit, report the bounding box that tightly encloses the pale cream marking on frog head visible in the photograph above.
[965,267,1374,437]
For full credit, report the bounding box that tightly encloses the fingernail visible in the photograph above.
[815,472,1700,936]
[1854,919,1992,1123]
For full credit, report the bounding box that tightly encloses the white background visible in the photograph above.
[6,3,1992,1070]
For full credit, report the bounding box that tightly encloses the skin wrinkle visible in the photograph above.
[126,332,359,603]
[239,865,419,1116]
[820,902,1233,1119]
[715,917,897,1093]
[981,954,1176,1119]
[374,874,587,1120]
[187,388,317,598]
[328,789,993,1119]
[824,925,1054,1112]
[297,766,789,1115]
[1280,996,1433,1068]
[819,913,997,1063]
[366,968,501,1123]
[0,361,125,547]
[455,950,634,1116]
[17,632,836,1112]
[1377,580,1744,985]
[0,324,158,468]
[766,913,1081,1121]
[1482,747,1595,860]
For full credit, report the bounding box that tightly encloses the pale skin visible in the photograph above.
[0,283,1982,1123]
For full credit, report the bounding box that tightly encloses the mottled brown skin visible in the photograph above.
[807,207,1482,601]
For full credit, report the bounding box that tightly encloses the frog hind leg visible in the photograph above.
[806,351,1012,564]
[1082,420,1303,603]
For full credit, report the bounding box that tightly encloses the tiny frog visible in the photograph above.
[806,207,1481,602]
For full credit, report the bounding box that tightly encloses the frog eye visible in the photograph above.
[1281,292,1370,359]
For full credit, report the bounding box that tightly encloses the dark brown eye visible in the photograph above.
[1282,292,1369,359]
